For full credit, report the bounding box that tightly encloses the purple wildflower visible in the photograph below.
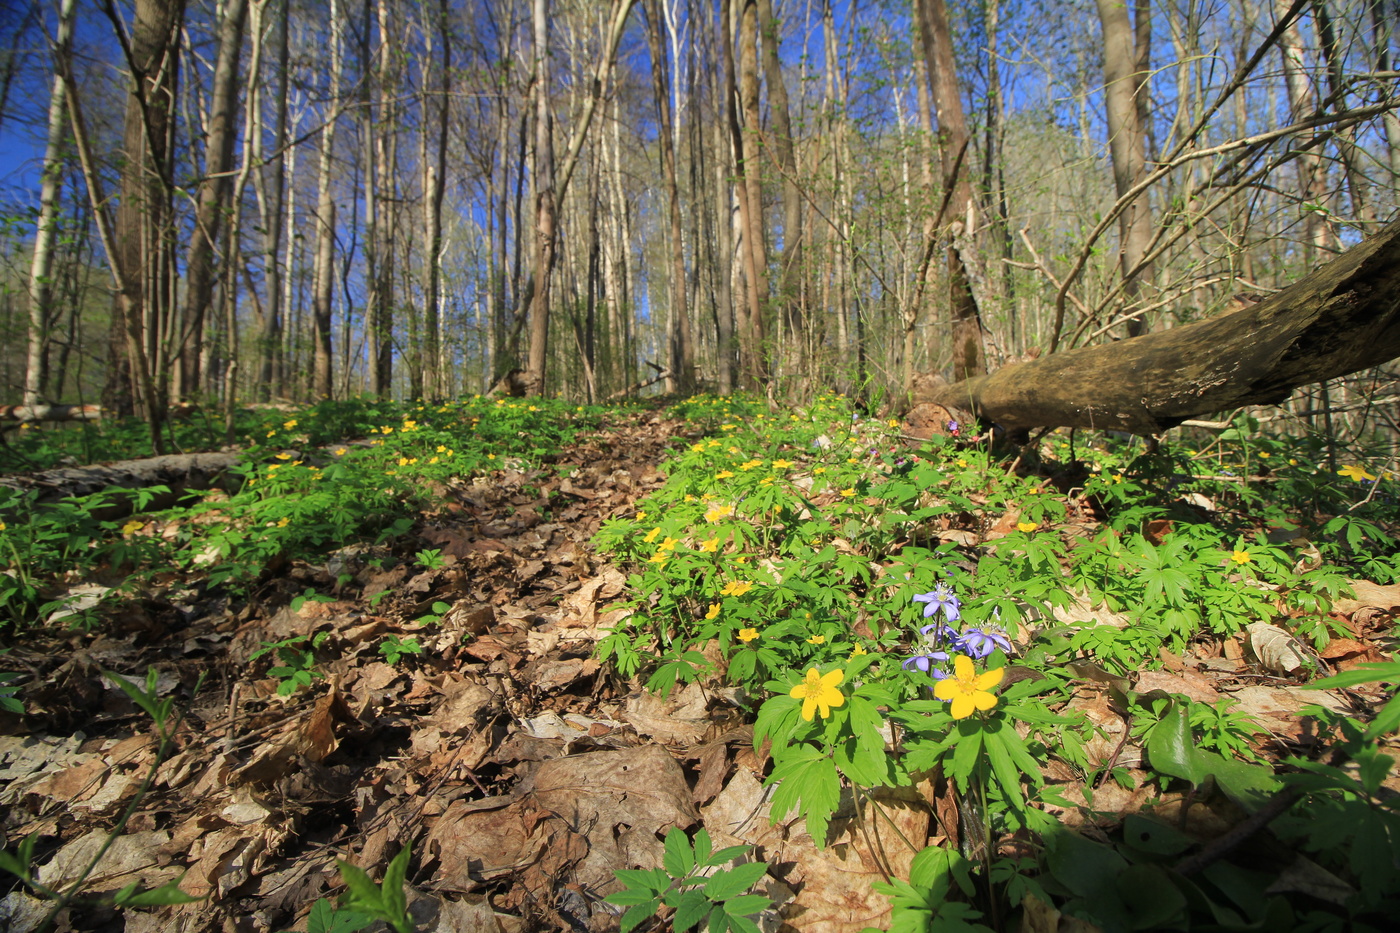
[947,420,960,436]
[956,627,1012,660]
[913,584,961,623]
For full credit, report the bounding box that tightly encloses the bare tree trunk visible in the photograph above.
[915,0,987,380]
[1369,0,1400,187]
[181,0,245,402]
[311,0,342,400]
[517,0,636,395]
[1095,0,1155,337]
[756,0,803,387]
[1276,0,1335,262]
[524,0,558,395]
[25,0,77,408]
[645,0,694,394]
[254,0,290,398]
[101,0,185,450]
[370,0,397,396]
[725,0,768,389]
[421,0,451,398]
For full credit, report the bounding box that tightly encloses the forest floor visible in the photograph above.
[1,406,1398,933]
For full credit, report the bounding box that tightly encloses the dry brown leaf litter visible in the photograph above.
[0,416,1396,933]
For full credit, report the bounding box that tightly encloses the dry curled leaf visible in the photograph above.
[1246,622,1309,675]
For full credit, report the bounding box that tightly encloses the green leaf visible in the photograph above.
[620,898,660,933]
[768,752,840,847]
[1144,700,1202,785]
[336,860,386,915]
[113,873,204,907]
[1115,863,1186,928]
[719,893,772,915]
[672,889,712,932]
[693,828,713,865]
[947,721,984,793]
[704,861,769,901]
[664,827,696,879]
[298,898,376,933]
[704,844,753,868]
[605,887,659,906]
[1306,661,1400,691]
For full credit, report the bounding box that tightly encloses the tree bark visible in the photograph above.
[311,0,343,400]
[1095,0,1155,338]
[913,220,1400,435]
[25,0,78,409]
[913,0,986,382]
[644,0,694,394]
[180,0,246,402]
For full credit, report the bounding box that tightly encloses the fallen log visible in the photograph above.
[913,219,1400,435]
[0,451,242,520]
[0,404,103,424]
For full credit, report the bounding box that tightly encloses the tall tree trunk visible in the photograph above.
[725,0,768,389]
[181,0,246,401]
[311,0,343,400]
[524,0,557,395]
[1095,0,1155,337]
[1275,0,1335,262]
[915,0,987,381]
[103,0,185,449]
[369,0,397,396]
[422,0,451,398]
[254,0,290,398]
[756,0,803,386]
[645,0,694,393]
[25,0,78,408]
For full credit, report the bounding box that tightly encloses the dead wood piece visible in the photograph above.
[0,451,242,518]
[915,220,1400,435]
[1,404,103,424]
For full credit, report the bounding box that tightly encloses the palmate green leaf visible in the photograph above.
[610,868,668,895]
[767,751,840,847]
[1306,660,1400,692]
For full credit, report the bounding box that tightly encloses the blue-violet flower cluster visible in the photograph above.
[903,584,1011,679]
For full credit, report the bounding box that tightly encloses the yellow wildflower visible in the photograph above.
[658,537,679,551]
[740,459,764,471]
[700,538,720,553]
[1016,521,1038,533]
[644,527,661,544]
[716,470,736,480]
[649,551,670,565]
[706,603,721,621]
[1231,549,1252,564]
[772,459,792,469]
[738,627,759,643]
[789,668,845,721]
[933,655,1004,719]
[121,520,143,535]
[275,453,291,461]
[807,634,826,645]
[813,467,826,475]
[436,445,447,453]
[1338,464,1377,482]
[277,517,290,528]
[840,488,856,498]
[284,419,297,429]
[636,511,647,521]
[720,581,753,597]
[705,504,734,523]
[849,644,868,659]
